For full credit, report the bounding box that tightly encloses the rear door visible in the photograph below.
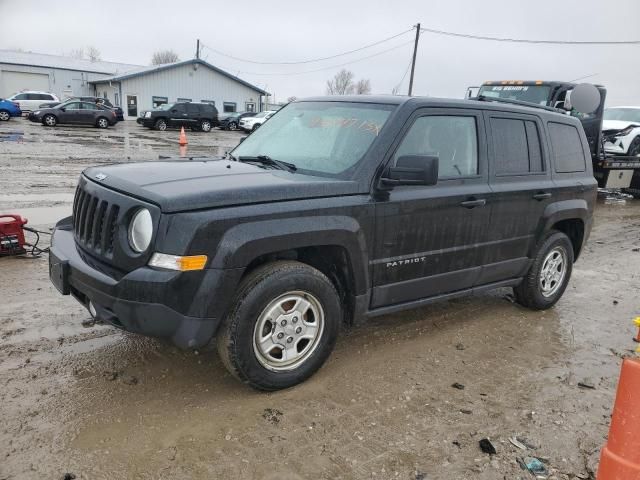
[372,108,491,308]
[186,103,201,126]
[478,112,555,284]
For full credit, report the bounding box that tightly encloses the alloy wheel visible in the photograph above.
[539,247,567,297]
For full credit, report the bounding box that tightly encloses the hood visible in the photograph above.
[602,119,640,131]
[84,159,359,213]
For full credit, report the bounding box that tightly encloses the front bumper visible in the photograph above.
[49,222,231,348]
[140,118,155,127]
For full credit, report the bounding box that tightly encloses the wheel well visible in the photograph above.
[552,219,585,259]
[243,246,357,324]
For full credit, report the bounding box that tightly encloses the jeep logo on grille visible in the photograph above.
[95,173,107,181]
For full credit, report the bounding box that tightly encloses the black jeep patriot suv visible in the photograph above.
[50,96,596,390]
[140,102,218,132]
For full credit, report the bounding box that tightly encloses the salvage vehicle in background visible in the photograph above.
[49,95,595,390]
[38,97,124,121]
[602,107,640,157]
[30,100,117,128]
[218,111,257,131]
[239,110,276,131]
[6,91,59,113]
[474,81,640,196]
[140,102,219,132]
[0,98,22,121]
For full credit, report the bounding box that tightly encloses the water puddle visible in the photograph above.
[0,131,25,142]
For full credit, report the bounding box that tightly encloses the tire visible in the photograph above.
[217,261,341,391]
[200,120,212,132]
[514,231,574,310]
[0,110,10,121]
[252,123,260,131]
[628,137,640,157]
[228,121,238,131]
[96,117,109,129]
[43,114,57,127]
[154,118,167,131]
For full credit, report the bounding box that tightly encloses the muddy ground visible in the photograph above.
[1,118,639,480]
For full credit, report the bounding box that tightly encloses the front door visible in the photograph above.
[372,109,491,308]
[126,95,138,118]
[58,101,83,124]
[168,103,188,127]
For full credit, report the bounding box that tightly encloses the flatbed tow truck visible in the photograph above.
[467,81,640,196]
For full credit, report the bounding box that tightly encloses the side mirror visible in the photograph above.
[60,107,66,112]
[381,155,439,187]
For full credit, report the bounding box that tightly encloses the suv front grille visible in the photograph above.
[72,186,120,256]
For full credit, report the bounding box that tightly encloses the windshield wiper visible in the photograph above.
[225,152,238,161]
[237,155,297,172]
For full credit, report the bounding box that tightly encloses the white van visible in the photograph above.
[7,91,59,113]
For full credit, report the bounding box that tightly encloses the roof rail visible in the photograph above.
[473,95,564,113]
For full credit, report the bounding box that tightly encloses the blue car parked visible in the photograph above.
[0,98,22,121]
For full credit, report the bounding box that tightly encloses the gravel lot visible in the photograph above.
[1,117,639,480]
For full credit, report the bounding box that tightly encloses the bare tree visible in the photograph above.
[326,69,355,95]
[354,79,371,95]
[151,50,180,65]
[69,48,84,59]
[86,46,101,62]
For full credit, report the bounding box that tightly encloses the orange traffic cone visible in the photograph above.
[597,358,640,479]
[179,126,188,146]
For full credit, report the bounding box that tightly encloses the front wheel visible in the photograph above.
[228,121,238,131]
[217,261,341,391]
[514,231,574,310]
[154,118,167,131]
[251,123,260,131]
[627,137,640,157]
[0,110,10,121]
[43,114,57,127]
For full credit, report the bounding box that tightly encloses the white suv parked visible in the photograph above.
[7,91,59,113]
[603,107,640,157]
[239,110,277,132]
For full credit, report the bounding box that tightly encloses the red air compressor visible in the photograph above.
[0,215,28,256]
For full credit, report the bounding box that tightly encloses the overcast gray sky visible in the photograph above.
[2,0,639,105]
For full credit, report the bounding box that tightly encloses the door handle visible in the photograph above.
[532,192,552,201]
[460,198,486,208]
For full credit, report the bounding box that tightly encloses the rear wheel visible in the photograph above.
[0,110,10,121]
[154,118,167,131]
[217,261,341,391]
[96,117,109,129]
[43,114,57,127]
[514,231,574,310]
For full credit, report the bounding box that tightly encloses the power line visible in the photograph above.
[420,27,640,45]
[393,58,413,94]
[199,28,414,65]
[213,40,415,77]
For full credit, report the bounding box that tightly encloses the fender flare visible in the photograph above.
[210,215,370,295]
[541,199,589,232]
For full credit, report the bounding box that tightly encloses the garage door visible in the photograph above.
[1,71,50,97]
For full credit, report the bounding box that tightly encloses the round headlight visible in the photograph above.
[128,208,153,253]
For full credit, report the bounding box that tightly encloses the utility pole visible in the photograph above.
[196,39,200,60]
[408,23,421,96]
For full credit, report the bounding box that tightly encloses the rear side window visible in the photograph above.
[491,117,544,175]
[186,103,200,114]
[548,122,586,173]
[393,115,478,178]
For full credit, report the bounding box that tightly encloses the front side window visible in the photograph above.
[548,122,586,173]
[491,118,544,175]
[232,101,394,178]
[393,115,478,178]
[63,102,82,110]
[13,93,28,100]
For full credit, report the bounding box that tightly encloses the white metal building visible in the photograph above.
[91,59,267,119]
[0,50,138,100]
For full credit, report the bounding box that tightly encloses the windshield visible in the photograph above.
[604,108,640,123]
[478,85,551,105]
[232,101,394,177]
